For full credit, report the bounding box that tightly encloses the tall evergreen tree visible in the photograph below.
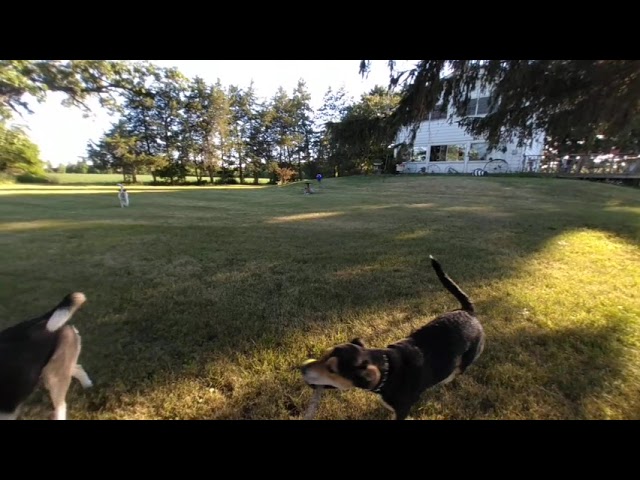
[325,86,400,175]
[290,79,314,178]
[314,86,353,176]
[228,83,257,183]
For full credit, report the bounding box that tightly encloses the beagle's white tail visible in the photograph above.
[46,292,87,332]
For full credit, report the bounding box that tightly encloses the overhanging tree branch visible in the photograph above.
[362,60,640,150]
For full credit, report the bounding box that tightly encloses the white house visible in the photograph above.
[392,82,545,174]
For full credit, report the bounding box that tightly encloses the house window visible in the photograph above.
[465,99,478,116]
[430,104,447,121]
[446,144,466,161]
[412,147,427,162]
[430,144,466,162]
[465,96,492,116]
[477,97,491,115]
[469,142,489,161]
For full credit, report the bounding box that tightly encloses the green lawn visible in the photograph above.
[1,176,639,420]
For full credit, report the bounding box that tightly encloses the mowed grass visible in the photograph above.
[1,176,639,420]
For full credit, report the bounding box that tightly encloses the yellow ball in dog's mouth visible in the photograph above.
[302,358,317,366]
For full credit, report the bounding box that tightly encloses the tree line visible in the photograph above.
[2,60,639,183]
[1,61,401,184]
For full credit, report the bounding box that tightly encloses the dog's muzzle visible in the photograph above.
[300,359,336,390]
[300,358,317,370]
[300,358,318,385]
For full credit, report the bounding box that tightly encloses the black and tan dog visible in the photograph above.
[0,292,93,420]
[301,256,485,420]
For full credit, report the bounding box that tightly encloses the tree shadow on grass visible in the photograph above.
[61,301,634,420]
[20,247,637,420]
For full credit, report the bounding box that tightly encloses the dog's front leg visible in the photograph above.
[393,405,412,420]
[380,398,396,419]
[72,364,93,389]
[0,410,19,420]
[381,397,411,420]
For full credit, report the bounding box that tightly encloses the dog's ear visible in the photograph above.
[350,338,365,347]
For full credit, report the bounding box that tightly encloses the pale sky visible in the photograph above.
[13,60,414,166]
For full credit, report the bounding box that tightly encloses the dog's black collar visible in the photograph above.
[371,354,389,394]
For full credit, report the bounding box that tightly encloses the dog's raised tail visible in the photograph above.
[429,256,475,314]
[46,292,87,332]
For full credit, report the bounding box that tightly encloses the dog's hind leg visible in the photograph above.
[42,367,72,420]
[43,368,73,420]
[459,335,485,375]
[72,364,93,389]
[42,326,81,420]
[50,398,68,420]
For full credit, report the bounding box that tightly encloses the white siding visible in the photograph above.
[393,80,545,174]
[523,132,545,156]
[413,119,475,146]
[395,119,545,174]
